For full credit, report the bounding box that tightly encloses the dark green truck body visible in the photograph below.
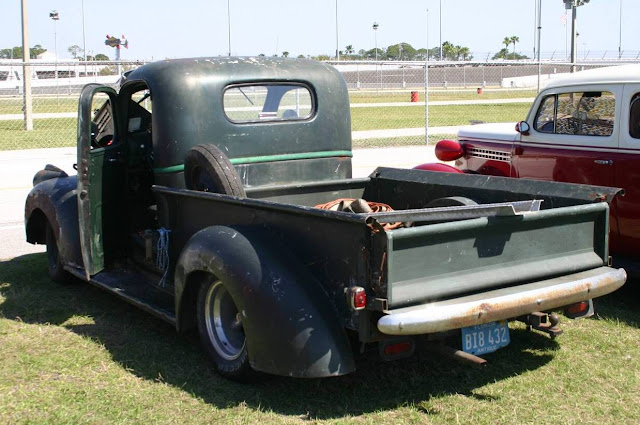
[24,57,626,379]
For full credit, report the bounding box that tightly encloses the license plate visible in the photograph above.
[461,321,510,355]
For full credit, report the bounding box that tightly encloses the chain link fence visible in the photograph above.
[0,59,636,151]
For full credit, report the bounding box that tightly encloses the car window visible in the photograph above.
[223,83,314,123]
[630,94,640,139]
[534,95,556,133]
[534,91,615,137]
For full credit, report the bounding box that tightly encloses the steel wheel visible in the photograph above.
[203,281,246,360]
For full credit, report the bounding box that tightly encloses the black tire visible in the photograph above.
[184,144,246,197]
[45,221,68,283]
[426,196,478,208]
[197,277,253,381]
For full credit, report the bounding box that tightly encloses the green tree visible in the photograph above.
[441,41,455,60]
[94,53,109,61]
[0,45,47,59]
[344,44,354,56]
[459,46,471,60]
[415,48,429,60]
[502,37,511,52]
[510,35,520,56]
[386,42,416,60]
[68,45,82,59]
[282,51,289,57]
[365,48,384,60]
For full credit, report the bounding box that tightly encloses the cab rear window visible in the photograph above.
[223,83,314,123]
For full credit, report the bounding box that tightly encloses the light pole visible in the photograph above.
[335,0,339,60]
[619,0,623,59]
[425,9,429,145]
[564,0,590,72]
[21,0,33,131]
[439,0,442,61]
[50,10,59,103]
[81,0,87,76]
[227,0,231,56]
[373,22,379,61]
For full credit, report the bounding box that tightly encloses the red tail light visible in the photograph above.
[566,302,589,315]
[347,287,366,310]
[564,300,594,319]
[383,341,413,357]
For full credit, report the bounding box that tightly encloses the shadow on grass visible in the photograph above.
[1,253,566,419]
[592,272,640,329]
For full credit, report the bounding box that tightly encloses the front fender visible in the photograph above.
[174,226,355,378]
[413,162,464,173]
[25,175,83,270]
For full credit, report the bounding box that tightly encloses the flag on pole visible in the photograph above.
[560,12,568,27]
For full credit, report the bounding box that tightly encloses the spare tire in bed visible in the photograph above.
[426,196,478,208]
[184,144,246,197]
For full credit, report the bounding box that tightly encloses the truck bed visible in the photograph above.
[152,167,622,330]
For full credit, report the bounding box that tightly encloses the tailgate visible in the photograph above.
[375,202,610,309]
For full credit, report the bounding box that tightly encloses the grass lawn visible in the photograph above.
[349,89,537,103]
[0,97,78,115]
[0,119,76,150]
[1,253,639,424]
[350,103,529,131]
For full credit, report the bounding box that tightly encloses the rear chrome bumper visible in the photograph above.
[377,266,626,335]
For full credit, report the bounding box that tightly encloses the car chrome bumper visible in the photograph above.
[377,266,626,335]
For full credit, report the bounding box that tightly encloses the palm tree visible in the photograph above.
[502,37,511,51]
[510,36,520,57]
[459,46,471,61]
[344,45,354,56]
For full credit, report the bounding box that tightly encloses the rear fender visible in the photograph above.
[174,225,355,378]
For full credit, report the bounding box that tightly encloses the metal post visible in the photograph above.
[82,0,87,66]
[439,0,443,61]
[50,10,60,104]
[227,0,231,56]
[619,0,623,59]
[373,22,378,61]
[425,9,429,145]
[536,0,542,92]
[571,3,578,72]
[21,0,33,131]
[335,0,339,60]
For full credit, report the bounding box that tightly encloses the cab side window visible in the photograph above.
[90,93,116,149]
[534,91,615,137]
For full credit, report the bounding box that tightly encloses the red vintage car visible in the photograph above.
[416,65,640,259]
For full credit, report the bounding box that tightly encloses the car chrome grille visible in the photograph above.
[468,147,512,162]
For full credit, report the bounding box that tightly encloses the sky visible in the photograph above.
[2,1,638,61]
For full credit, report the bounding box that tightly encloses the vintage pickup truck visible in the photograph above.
[25,57,626,381]
[417,64,640,262]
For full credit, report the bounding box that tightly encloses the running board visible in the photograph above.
[66,267,177,326]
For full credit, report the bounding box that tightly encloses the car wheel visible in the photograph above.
[45,221,68,282]
[184,144,246,197]
[197,277,253,381]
